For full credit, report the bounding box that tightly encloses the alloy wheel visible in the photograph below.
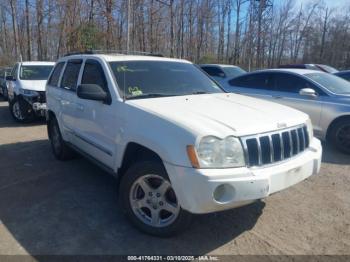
[129,174,180,228]
[12,101,25,121]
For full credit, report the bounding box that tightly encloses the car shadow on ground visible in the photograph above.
[0,140,264,255]
[321,142,350,165]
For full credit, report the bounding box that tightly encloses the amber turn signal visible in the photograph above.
[186,145,200,168]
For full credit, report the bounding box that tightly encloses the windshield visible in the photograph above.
[20,65,53,80]
[109,61,223,99]
[306,72,350,94]
[222,66,246,78]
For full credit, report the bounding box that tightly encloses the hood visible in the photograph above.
[128,93,308,137]
[20,80,47,92]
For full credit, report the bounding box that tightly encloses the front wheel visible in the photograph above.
[119,161,192,237]
[9,98,35,123]
[3,87,8,101]
[329,119,350,154]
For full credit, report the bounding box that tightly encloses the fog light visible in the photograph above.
[213,184,235,203]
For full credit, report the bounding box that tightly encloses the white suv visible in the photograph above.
[7,61,54,122]
[46,52,322,236]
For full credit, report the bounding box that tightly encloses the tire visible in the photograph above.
[48,117,76,160]
[2,87,8,101]
[9,97,35,123]
[329,118,350,154]
[119,161,192,237]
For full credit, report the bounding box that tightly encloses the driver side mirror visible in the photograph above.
[77,84,111,104]
[299,88,318,98]
[6,75,14,81]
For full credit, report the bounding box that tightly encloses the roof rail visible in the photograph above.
[63,50,164,57]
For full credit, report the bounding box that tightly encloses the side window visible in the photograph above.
[273,73,316,94]
[60,59,82,91]
[48,62,65,87]
[229,73,272,90]
[201,66,225,77]
[81,60,108,91]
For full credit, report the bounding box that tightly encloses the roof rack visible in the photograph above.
[63,50,164,57]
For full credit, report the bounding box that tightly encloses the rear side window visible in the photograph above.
[60,59,82,91]
[81,60,108,91]
[229,73,272,90]
[48,62,65,87]
[201,66,225,77]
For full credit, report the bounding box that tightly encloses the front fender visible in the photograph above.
[114,104,197,170]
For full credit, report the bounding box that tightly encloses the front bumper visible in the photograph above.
[22,92,46,116]
[165,138,322,214]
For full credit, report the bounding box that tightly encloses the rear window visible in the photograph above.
[19,65,53,80]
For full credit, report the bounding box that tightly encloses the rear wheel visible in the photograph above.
[329,119,350,154]
[120,161,192,237]
[48,117,76,160]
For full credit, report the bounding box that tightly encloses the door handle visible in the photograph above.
[272,96,283,99]
[76,103,84,111]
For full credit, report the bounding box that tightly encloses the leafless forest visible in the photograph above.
[0,0,350,70]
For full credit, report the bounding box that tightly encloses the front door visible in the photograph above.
[74,59,117,168]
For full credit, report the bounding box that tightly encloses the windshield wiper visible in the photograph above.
[191,91,209,95]
[126,93,177,100]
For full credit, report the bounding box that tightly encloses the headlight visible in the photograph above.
[19,89,39,97]
[191,136,245,168]
[306,118,314,143]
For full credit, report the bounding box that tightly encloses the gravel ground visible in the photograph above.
[0,100,349,256]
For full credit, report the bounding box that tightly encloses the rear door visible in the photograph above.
[59,59,83,141]
[74,59,116,168]
[270,72,324,132]
[46,61,65,116]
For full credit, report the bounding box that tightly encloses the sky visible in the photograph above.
[292,0,350,9]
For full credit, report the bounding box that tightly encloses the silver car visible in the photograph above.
[226,69,350,154]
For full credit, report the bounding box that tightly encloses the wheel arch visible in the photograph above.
[117,142,165,182]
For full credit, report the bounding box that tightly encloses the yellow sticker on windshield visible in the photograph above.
[117,65,133,72]
[128,86,143,96]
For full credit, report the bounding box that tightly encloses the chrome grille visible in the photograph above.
[241,125,309,167]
